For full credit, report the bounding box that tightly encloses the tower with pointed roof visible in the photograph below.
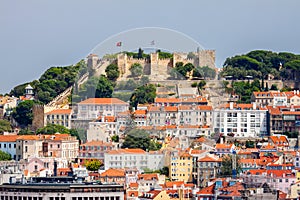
[25,84,34,99]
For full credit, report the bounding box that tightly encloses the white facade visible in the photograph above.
[86,122,116,142]
[213,103,268,137]
[104,149,164,172]
[77,98,129,120]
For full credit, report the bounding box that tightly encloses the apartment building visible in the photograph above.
[213,102,268,137]
[104,148,164,171]
[197,155,221,188]
[0,135,18,160]
[169,149,193,182]
[78,140,114,164]
[86,116,118,142]
[45,109,72,128]
[77,98,129,120]
[267,105,300,135]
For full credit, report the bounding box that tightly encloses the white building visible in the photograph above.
[45,109,72,128]
[104,149,164,172]
[77,98,129,120]
[86,117,118,142]
[213,102,268,137]
[0,135,19,160]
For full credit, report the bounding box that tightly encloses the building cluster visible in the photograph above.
[2,84,300,199]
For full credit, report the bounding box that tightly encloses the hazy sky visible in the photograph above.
[1,0,300,94]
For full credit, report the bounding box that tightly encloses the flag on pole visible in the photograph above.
[150,40,155,45]
[116,42,122,47]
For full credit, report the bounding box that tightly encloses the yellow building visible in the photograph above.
[288,180,300,199]
[297,171,300,181]
[170,149,193,182]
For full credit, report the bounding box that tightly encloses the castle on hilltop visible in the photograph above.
[87,49,216,81]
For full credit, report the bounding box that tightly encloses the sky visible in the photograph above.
[1,0,300,94]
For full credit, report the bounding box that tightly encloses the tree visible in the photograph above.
[0,150,11,161]
[111,135,119,142]
[0,119,12,133]
[220,154,241,177]
[130,63,143,77]
[70,128,86,142]
[122,129,161,151]
[105,63,120,81]
[198,80,206,90]
[85,160,102,172]
[173,62,195,79]
[130,84,156,109]
[270,84,278,90]
[12,100,35,127]
[137,48,144,59]
[159,166,169,177]
[95,75,114,98]
[36,124,70,135]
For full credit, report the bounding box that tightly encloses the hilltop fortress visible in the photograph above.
[87,50,216,81]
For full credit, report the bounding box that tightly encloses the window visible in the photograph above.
[25,146,28,153]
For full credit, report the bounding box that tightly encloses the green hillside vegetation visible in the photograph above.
[10,60,87,104]
[221,50,300,81]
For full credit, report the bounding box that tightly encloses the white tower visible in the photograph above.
[25,84,34,99]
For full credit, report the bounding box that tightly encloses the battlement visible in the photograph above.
[89,49,216,81]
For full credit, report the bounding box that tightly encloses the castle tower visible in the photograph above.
[150,52,159,76]
[25,84,34,99]
[117,53,127,75]
[197,50,216,69]
[87,54,99,70]
[32,104,45,131]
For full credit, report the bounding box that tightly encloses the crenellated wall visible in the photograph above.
[89,50,216,81]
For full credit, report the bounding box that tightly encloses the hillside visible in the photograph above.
[10,60,87,104]
[221,50,300,81]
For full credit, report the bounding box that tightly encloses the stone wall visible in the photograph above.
[32,104,45,131]
[113,50,216,81]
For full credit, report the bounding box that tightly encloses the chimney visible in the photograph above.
[253,102,257,110]
[229,102,234,110]
[53,160,58,177]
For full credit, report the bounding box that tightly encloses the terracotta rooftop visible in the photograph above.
[138,173,158,180]
[100,168,125,177]
[81,140,113,147]
[46,109,72,115]
[107,148,146,154]
[198,155,221,162]
[0,135,19,142]
[78,98,128,105]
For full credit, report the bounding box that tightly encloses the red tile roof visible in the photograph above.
[0,135,19,142]
[215,143,233,149]
[81,140,113,147]
[198,155,221,162]
[155,98,181,103]
[78,98,128,105]
[46,109,72,115]
[138,173,158,180]
[107,148,146,154]
[100,168,125,177]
